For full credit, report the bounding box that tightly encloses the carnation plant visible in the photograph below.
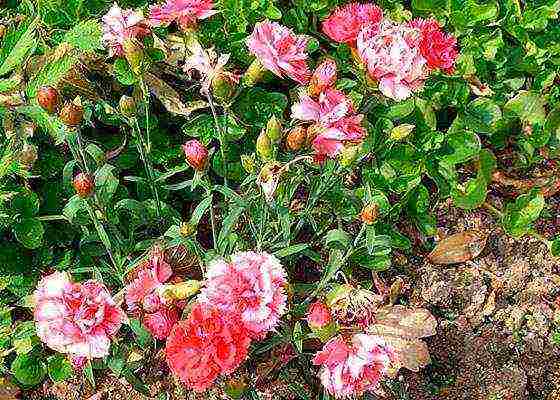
[0,0,559,398]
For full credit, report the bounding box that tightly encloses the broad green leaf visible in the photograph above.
[129,318,152,346]
[17,105,67,144]
[47,354,73,382]
[325,229,350,250]
[13,218,44,249]
[11,353,46,387]
[442,131,481,165]
[189,195,213,226]
[502,189,545,238]
[451,175,487,210]
[95,164,119,205]
[504,91,547,125]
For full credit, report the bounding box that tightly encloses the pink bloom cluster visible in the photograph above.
[357,21,427,101]
[307,301,332,329]
[291,59,366,161]
[149,0,218,31]
[125,247,179,339]
[166,251,287,391]
[166,303,251,392]
[247,21,311,84]
[199,251,288,339]
[102,3,151,57]
[322,3,382,44]
[322,3,458,101]
[34,272,125,360]
[313,334,395,398]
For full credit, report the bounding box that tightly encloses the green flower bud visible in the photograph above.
[256,129,273,161]
[390,124,415,141]
[265,115,282,143]
[242,59,265,87]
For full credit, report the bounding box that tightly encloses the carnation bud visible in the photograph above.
[242,58,265,87]
[286,126,307,151]
[241,154,256,174]
[73,173,94,198]
[59,101,84,127]
[256,130,273,161]
[179,222,196,237]
[265,115,282,143]
[309,58,337,97]
[37,86,59,114]
[160,280,201,301]
[123,39,145,76]
[119,95,137,117]
[0,25,6,39]
[360,203,379,225]
[390,124,415,141]
[211,73,237,104]
[182,139,208,171]
[340,145,360,167]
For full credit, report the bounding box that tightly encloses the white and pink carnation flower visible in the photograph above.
[149,0,218,31]
[357,20,428,101]
[102,3,151,57]
[199,251,288,339]
[246,20,311,84]
[34,272,125,359]
[313,334,395,398]
[291,88,352,126]
[125,246,179,340]
[322,3,383,44]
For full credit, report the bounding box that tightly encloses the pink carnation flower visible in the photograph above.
[34,272,125,359]
[102,3,151,57]
[309,58,338,96]
[307,301,332,329]
[149,0,218,31]
[166,303,251,391]
[291,88,352,126]
[357,21,428,101]
[247,20,311,84]
[313,334,395,398]
[311,115,366,161]
[125,246,173,312]
[409,19,458,74]
[322,3,383,44]
[144,307,179,340]
[199,251,288,339]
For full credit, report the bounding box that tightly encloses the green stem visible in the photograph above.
[84,200,121,282]
[204,178,218,251]
[132,118,162,220]
[206,92,228,187]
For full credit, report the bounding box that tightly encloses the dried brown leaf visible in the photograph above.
[428,229,487,265]
[368,306,437,373]
[144,72,207,116]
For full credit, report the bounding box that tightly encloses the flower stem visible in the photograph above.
[206,92,228,187]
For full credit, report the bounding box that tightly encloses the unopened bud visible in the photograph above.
[265,115,282,143]
[37,86,59,114]
[390,124,415,141]
[0,25,6,39]
[179,222,196,237]
[59,100,84,127]
[119,95,137,117]
[73,173,94,198]
[359,203,379,225]
[211,73,237,103]
[241,154,256,174]
[256,130,273,161]
[286,126,307,151]
[182,139,208,171]
[123,39,145,76]
[242,58,265,87]
[340,145,360,166]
